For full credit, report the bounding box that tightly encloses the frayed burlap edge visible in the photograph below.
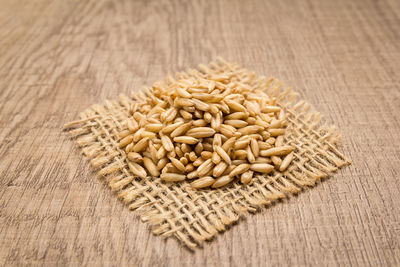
[64,57,351,248]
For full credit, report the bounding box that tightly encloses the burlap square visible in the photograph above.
[64,58,351,248]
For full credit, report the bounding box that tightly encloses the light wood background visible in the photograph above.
[0,0,399,266]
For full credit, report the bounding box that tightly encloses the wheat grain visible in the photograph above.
[246,145,256,163]
[211,175,234,188]
[215,146,231,164]
[271,156,282,168]
[191,176,215,189]
[249,163,274,173]
[161,135,174,152]
[143,157,160,177]
[160,173,186,182]
[119,135,133,148]
[224,120,248,128]
[240,170,253,184]
[157,158,168,170]
[213,161,228,177]
[201,151,213,159]
[169,157,186,172]
[128,162,147,179]
[192,119,207,127]
[128,152,143,162]
[268,128,285,136]
[162,121,184,134]
[175,146,184,158]
[260,145,295,157]
[279,152,294,172]
[230,163,250,177]
[170,122,192,138]
[145,123,163,132]
[193,157,205,167]
[186,127,216,138]
[185,163,194,172]
[173,136,199,144]
[133,137,149,152]
[234,139,250,150]
[197,159,214,177]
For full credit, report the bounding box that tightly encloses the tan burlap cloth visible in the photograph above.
[64,58,351,248]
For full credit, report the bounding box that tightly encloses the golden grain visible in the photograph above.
[119,129,132,139]
[221,137,236,151]
[170,122,192,138]
[238,125,263,135]
[143,157,160,177]
[177,87,192,98]
[224,112,248,120]
[179,109,192,120]
[201,151,213,159]
[271,156,282,168]
[185,163,194,172]
[262,105,281,113]
[194,142,203,154]
[191,176,215,189]
[212,175,234,188]
[212,151,221,164]
[240,170,253,184]
[260,145,295,157]
[186,127,216,138]
[213,161,228,177]
[173,136,198,144]
[230,164,250,177]
[246,145,256,163]
[181,143,191,153]
[224,119,248,128]
[161,135,174,151]
[279,152,294,172]
[148,142,158,162]
[188,151,197,162]
[197,159,214,177]
[225,99,246,112]
[204,112,212,123]
[215,146,231,164]
[169,157,186,172]
[157,158,168,170]
[250,138,259,157]
[175,146,184,158]
[133,137,149,152]
[192,119,207,127]
[160,173,186,182]
[145,123,163,132]
[162,121,184,134]
[156,146,167,159]
[249,163,274,173]
[268,128,285,136]
[187,170,198,179]
[193,157,205,167]
[234,139,250,150]
[128,152,143,162]
[128,162,147,179]
[234,150,248,159]
[118,135,133,148]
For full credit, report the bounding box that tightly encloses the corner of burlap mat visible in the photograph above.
[64,58,351,248]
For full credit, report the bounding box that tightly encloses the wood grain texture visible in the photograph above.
[0,0,399,266]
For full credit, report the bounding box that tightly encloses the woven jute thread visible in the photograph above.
[64,58,351,248]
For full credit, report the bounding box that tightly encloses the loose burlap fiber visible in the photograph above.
[64,58,351,248]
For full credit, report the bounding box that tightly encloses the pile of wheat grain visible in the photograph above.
[118,73,294,189]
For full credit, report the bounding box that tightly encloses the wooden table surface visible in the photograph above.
[0,0,399,266]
